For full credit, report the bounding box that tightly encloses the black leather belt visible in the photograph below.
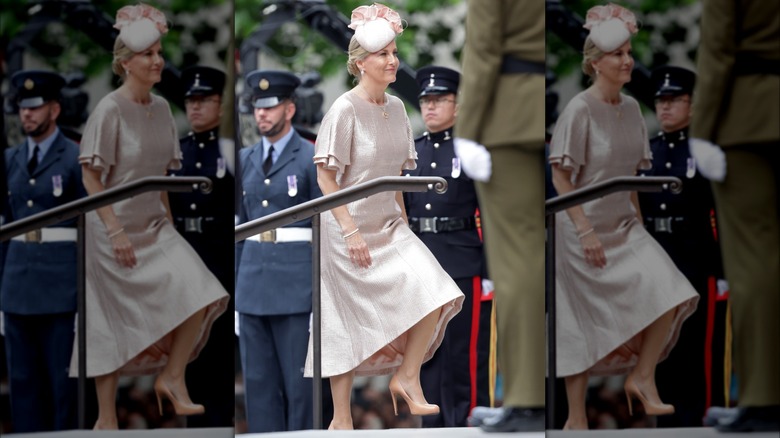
[734,54,780,76]
[408,217,476,234]
[646,216,685,233]
[501,55,545,75]
[174,216,227,234]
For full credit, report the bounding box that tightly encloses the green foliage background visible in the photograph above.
[1,0,230,80]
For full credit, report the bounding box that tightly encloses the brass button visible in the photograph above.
[195,162,202,169]
[264,179,271,185]
[27,200,34,208]
[665,162,672,169]
[29,178,36,185]
[431,162,437,169]
[434,143,440,149]
[425,203,431,210]
[660,203,667,211]
[262,200,269,207]
[190,203,197,211]
[199,143,205,149]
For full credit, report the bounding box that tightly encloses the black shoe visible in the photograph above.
[715,405,780,432]
[467,406,504,427]
[704,406,739,427]
[480,407,544,432]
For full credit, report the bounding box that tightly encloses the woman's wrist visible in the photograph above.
[343,228,359,239]
[577,228,595,239]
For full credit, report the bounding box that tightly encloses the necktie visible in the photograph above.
[263,145,275,174]
[28,145,39,175]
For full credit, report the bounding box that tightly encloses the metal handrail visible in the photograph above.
[0,175,212,429]
[544,175,682,429]
[235,175,448,429]
[235,176,447,241]
[0,176,213,242]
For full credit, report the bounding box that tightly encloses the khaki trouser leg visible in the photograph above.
[712,144,780,406]
[475,144,545,407]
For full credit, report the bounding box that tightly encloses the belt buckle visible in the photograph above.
[654,217,673,233]
[185,217,203,233]
[260,229,276,243]
[420,217,438,234]
[25,229,42,243]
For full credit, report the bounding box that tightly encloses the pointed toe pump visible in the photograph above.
[154,379,205,416]
[388,375,439,416]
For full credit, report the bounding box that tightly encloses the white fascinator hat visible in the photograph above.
[348,3,404,53]
[114,3,169,53]
[583,3,638,52]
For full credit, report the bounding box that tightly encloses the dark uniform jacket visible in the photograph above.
[168,128,234,287]
[404,130,485,278]
[639,127,723,283]
[236,130,321,316]
[1,132,86,314]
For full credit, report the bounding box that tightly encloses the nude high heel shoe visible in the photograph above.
[624,378,674,416]
[154,379,205,416]
[388,375,439,416]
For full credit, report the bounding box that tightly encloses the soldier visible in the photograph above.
[1,70,86,432]
[690,0,779,431]
[638,65,727,427]
[404,65,493,427]
[235,70,322,432]
[454,0,546,431]
[167,65,234,427]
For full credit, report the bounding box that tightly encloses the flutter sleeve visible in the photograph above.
[79,96,120,174]
[313,96,355,174]
[162,98,183,171]
[548,97,589,176]
[402,110,418,171]
[635,99,652,171]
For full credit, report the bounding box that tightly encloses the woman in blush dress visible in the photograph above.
[70,4,229,429]
[303,3,464,430]
[548,3,699,430]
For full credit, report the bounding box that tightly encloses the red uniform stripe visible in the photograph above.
[469,275,482,411]
[704,276,717,412]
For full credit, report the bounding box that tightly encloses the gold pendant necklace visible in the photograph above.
[361,86,389,119]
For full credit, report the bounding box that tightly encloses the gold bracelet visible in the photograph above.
[108,227,125,239]
[577,228,594,239]
[343,228,359,239]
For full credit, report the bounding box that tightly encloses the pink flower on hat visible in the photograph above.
[348,3,404,52]
[583,3,638,52]
[114,3,169,52]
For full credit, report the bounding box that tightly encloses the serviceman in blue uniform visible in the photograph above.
[404,66,493,427]
[167,65,234,427]
[1,70,86,432]
[638,65,727,427]
[236,70,322,432]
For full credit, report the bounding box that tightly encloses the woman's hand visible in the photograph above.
[579,230,606,268]
[110,230,137,268]
[345,231,371,268]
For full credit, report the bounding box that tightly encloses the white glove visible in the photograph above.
[235,311,240,336]
[481,279,495,298]
[454,137,492,182]
[690,138,727,182]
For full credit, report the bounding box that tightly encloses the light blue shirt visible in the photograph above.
[27,127,61,163]
[262,127,295,166]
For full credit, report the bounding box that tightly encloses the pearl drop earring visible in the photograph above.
[360,69,365,76]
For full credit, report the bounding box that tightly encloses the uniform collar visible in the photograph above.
[658,126,688,142]
[188,128,218,143]
[424,128,452,142]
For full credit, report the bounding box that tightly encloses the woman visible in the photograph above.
[69,4,229,429]
[303,3,464,430]
[548,4,699,430]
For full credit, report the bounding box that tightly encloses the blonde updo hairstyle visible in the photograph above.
[346,36,372,83]
[111,36,136,80]
[581,36,606,79]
